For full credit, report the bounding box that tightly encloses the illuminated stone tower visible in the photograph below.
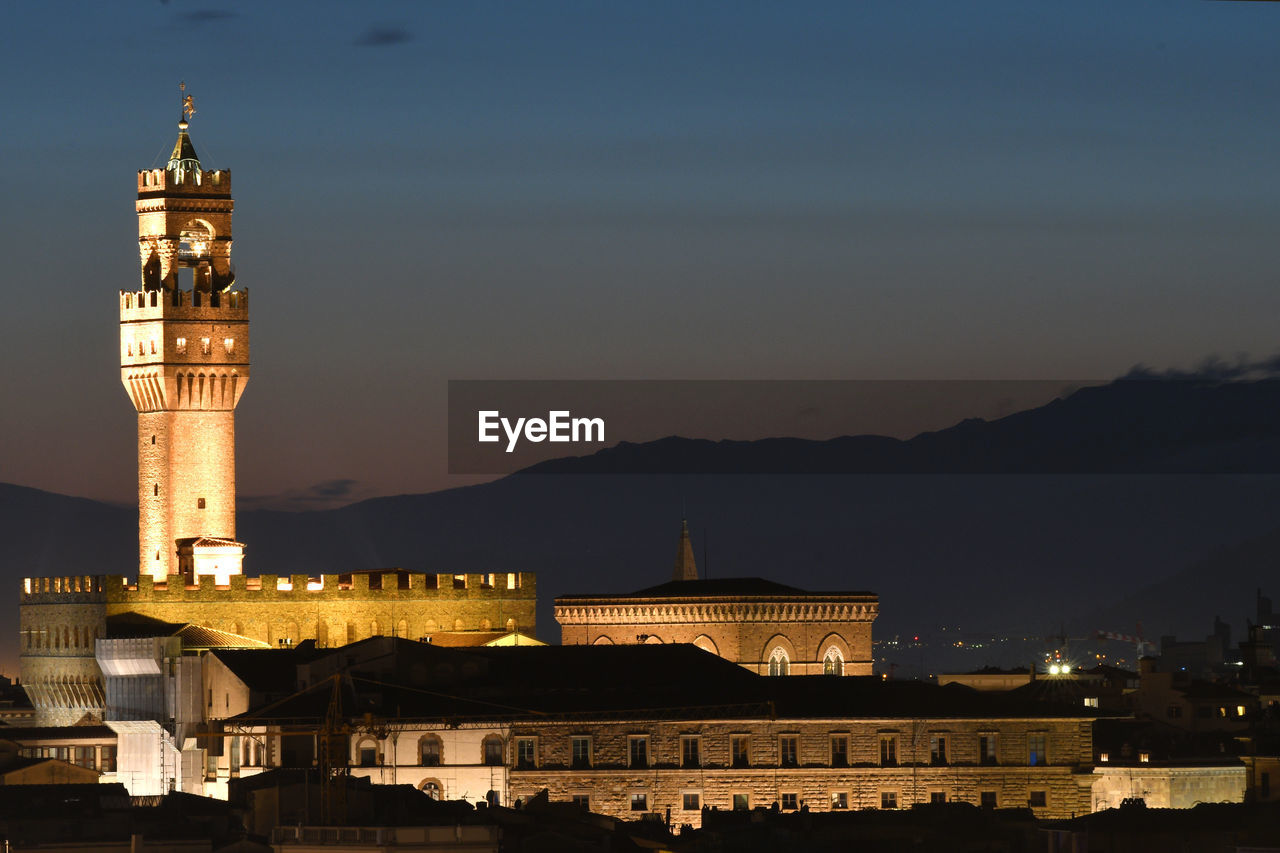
[121,89,249,581]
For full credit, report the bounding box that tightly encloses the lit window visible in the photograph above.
[880,791,898,809]
[201,337,211,355]
[630,793,647,812]
[1099,752,1110,762]
[823,647,844,676]
[683,792,700,811]
[1084,696,1099,708]
[1139,752,1150,763]
[830,791,848,810]
[224,337,234,354]
[1238,705,1247,717]
[779,735,798,767]
[176,337,187,354]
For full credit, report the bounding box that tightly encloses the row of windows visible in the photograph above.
[19,744,116,772]
[509,730,1057,770]
[766,647,845,676]
[552,788,1048,813]
[357,734,505,768]
[24,625,100,651]
[124,337,233,357]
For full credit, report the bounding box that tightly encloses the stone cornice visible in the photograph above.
[554,596,878,626]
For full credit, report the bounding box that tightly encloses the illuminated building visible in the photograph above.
[555,520,877,675]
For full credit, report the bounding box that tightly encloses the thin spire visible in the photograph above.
[672,518,698,582]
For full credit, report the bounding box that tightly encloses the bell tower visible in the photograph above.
[121,86,249,581]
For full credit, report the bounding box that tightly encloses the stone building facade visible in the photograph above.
[555,522,877,676]
[506,713,1096,824]
[196,641,1100,823]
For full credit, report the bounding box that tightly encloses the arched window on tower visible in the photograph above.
[823,647,844,676]
[768,648,790,677]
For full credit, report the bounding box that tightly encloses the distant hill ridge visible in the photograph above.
[520,378,1280,474]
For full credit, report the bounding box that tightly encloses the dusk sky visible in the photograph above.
[2,1,1279,507]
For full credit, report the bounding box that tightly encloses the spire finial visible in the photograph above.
[179,81,195,130]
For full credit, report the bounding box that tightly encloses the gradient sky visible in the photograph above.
[2,1,1279,507]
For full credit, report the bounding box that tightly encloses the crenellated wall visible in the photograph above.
[19,571,538,725]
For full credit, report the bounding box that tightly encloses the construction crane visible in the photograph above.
[1094,622,1154,660]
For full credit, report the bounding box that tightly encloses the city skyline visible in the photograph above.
[3,1,1280,506]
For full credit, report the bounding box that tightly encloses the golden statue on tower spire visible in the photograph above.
[180,81,195,124]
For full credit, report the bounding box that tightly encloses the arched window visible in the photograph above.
[482,734,504,766]
[419,779,442,800]
[355,738,379,767]
[418,734,442,767]
[768,648,790,677]
[823,648,844,676]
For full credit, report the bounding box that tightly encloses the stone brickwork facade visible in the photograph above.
[507,715,1095,824]
[557,586,877,676]
[20,572,536,726]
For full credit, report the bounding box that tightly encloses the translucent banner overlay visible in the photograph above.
[447,378,1280,475]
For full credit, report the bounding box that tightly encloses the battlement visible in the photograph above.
[120,288,248,321]
[137,168,231,196]
[21,571,536,605]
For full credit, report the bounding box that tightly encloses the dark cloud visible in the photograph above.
[1124,353,1280,381]
[354,25,412,47]
[179,9,237,22]
[240,479,364,511]
[306,478,359,499]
